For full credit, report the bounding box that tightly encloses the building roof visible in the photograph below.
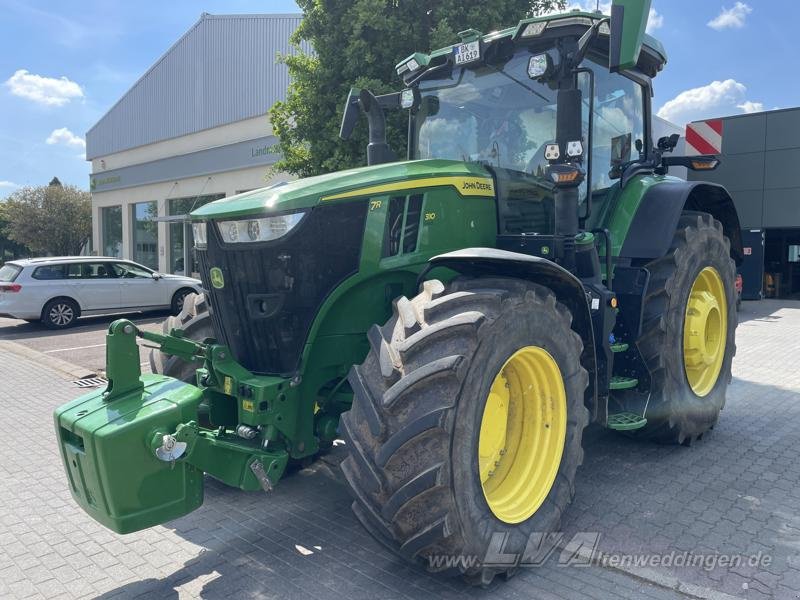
[86,13,303,160]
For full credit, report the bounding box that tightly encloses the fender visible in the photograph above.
[423,248,599,418]
[619,180,744,264]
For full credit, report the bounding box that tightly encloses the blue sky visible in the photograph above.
[0,1,795,193]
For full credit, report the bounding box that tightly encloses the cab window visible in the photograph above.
[581,63,646,194]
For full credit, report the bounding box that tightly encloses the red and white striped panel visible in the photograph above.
[685,119,723,155]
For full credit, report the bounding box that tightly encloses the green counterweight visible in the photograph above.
[54,319,295,533]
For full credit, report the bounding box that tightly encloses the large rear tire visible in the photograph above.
[149,292,214,383]
[632,211,737,444]
[340,277,589,585]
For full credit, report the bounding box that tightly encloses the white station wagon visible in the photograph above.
[0,257,202,329]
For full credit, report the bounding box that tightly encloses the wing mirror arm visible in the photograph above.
[570,18,608,69]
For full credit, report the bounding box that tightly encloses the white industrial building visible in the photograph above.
[86,13,302,275]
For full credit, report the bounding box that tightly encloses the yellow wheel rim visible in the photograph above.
[683,266,728,397]
[478,346,567,524]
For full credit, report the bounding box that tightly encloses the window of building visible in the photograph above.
[168,194,224,275]
[132,201,158,270]
[101,206,122,258]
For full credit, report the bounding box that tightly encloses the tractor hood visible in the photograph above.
[190,159,494,220]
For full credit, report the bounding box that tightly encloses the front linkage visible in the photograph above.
[53,318,333,533]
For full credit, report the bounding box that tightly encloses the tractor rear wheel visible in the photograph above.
[149,292,214,383]
[340,277,589,585]
[632,211,737,444]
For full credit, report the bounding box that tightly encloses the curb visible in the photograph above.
[0,340,97,381]
[570,544,745,600]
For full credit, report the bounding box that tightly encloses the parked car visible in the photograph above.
[0,257,202,329]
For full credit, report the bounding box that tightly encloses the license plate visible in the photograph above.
[454,40,480,65]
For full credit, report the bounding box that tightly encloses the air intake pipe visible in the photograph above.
[339,88,398,166]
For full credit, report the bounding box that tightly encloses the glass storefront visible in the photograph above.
[168,194,224,275]
[132,201,158,269]
[101,206,122,257]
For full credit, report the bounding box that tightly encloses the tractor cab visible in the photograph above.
[343,10,668,271]
[406,13,665,233]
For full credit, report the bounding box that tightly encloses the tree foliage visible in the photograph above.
[269,0,566,178]
[0,201,30,262]
[2,183,91,256]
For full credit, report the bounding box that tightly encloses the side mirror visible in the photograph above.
[657,133,680,153]
[151,272,162,280]
[339,88,361,141]
[609,0,651,72]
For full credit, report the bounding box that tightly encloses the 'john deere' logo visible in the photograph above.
[210,267,225,289]
[461,179,492,192]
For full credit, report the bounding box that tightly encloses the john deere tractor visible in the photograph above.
[55,0,742,584]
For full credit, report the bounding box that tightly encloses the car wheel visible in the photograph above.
[42,298,80,329]
[170,288,195,316]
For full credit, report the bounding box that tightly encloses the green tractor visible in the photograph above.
[55,0,742,584]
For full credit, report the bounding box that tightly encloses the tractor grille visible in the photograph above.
[197,202,368,375]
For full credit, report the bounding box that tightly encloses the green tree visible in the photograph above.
[269,0,566,178]
[0,201,30,262]
[2,182,91,256]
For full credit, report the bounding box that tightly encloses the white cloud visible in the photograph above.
[737,100,764,114]
[656,79,763,125]
[0,180,20,189]
[646,8,664,33]
[708,2,752,30]
[4,69,84,106]
[46,127,86,149]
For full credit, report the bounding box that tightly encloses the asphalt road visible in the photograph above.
[0,310,172,375]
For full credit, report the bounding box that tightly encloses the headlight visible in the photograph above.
[527,53,553,79]
[400,88,415,109]
[216,212,306,244]
[192,222,207,249]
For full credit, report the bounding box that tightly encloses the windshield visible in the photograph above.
[411,49,647,195]
[413,50,558,175]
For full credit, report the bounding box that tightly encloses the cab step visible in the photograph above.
[607,412,648,431]
[610,342,629,353]
[609,375,638,390]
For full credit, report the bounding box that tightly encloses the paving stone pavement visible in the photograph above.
[0,300,798,599]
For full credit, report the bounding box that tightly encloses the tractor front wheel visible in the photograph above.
[340,277,589,585]
[632,211,737,444]
[150,292,214,383]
